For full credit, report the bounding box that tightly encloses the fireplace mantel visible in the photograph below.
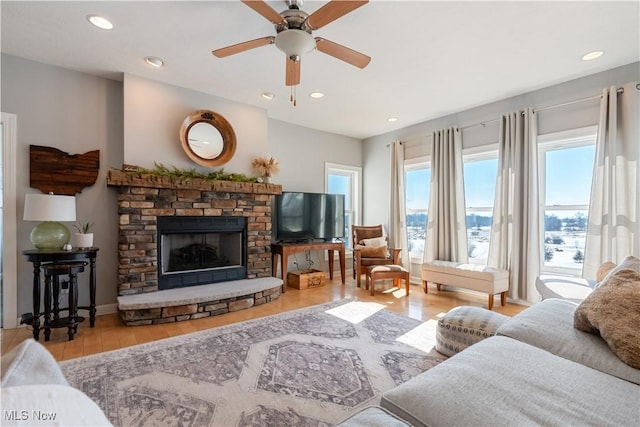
[107,170,281,194]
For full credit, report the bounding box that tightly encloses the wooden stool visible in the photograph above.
[43,262,87,341]
[366,265,410,296]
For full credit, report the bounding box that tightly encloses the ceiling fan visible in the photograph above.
[212,0,370,105]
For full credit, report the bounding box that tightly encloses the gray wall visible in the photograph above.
[267,120,363,275]
[268,119,362,192]
[4,52,635,314]
[123,74,268,175]
[1,54,124,314]
[363,62,640,228]
[2,54,362,316]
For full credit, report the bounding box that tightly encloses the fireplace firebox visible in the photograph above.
[157,216,247,290]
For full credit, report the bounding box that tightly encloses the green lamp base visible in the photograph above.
[30,221,70,250]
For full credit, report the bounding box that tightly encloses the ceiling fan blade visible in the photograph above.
[212,36,275,58]
[315,38,371,68]
[306,0,368,30]
[241,0,286,25]
[285,57,301,86]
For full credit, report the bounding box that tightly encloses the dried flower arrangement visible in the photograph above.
[251,156,280,179]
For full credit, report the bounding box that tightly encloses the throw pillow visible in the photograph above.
[574,267,640,369]
[355,244,388,258]
[596,261,617,283]
[601,255,640,282]
[361,236,387,247]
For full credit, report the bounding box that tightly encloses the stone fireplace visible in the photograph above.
[107,170,283,325]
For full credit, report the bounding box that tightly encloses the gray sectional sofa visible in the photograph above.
[340,298,640,426]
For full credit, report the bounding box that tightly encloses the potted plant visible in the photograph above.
[73,221,94,249]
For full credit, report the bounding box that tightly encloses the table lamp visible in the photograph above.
[23,193,76,250]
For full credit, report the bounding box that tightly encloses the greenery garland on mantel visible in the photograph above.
[114,162,258,183]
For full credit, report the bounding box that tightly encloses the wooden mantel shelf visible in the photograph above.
[106,170,282,195]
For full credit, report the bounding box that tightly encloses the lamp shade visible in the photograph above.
[275,29,316,59]
[24,193,77,249]
[23,193,76,222]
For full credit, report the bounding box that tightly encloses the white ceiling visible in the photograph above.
[2,1,639,139]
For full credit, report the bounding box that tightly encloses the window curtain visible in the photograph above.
[584,83,640,278]
[423,127,468,263]
[487,109,541,301]
[389,141,409,266]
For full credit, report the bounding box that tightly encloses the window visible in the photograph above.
[463,147,498,265]
[404,159,430,261]
[539,127,597,275]
[325,163,361,250]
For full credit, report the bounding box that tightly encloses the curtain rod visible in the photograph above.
[460,87,625,131]
[386,141,404,147]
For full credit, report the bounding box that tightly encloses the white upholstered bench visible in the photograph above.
[422,260,509,310]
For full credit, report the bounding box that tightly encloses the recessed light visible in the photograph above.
[581,50,603,61]
[387,117,398,123]
[261,92,275,100]
[87,15,113,30]
[144,56,164,68]
[309,92,325,99]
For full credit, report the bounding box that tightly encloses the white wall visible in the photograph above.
[1,55,363,315]
[363,61,640,278]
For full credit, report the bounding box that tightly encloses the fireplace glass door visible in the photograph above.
[157,216,247,290]
[161,232,242,274]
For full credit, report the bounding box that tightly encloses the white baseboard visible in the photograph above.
[96,303,119,315]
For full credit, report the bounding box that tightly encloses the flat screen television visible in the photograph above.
[274,192,345,242]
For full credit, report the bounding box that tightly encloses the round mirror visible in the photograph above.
[188,123,224,159]
[179,110,236,167]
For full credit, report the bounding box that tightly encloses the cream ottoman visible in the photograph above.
[436,306,509,356]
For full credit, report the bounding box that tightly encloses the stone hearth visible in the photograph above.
[117,277,282,326]
[107,170,283,324]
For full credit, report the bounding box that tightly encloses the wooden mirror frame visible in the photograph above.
[179,110,237,167]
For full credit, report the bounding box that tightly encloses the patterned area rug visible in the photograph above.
[60,299,446,426]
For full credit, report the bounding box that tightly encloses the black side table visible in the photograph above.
[22,248,99,341]
[43,262,87,341]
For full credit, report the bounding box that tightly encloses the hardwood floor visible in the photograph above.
[1,278,527,361]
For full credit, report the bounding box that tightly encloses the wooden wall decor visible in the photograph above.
[30,145,100,195]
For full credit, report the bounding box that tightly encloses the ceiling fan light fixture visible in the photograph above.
[275,30,316,59]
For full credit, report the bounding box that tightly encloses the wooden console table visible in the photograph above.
[271,241,345,292]
[22,248,99,341]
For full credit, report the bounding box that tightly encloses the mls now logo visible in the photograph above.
[4,410,57,422]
